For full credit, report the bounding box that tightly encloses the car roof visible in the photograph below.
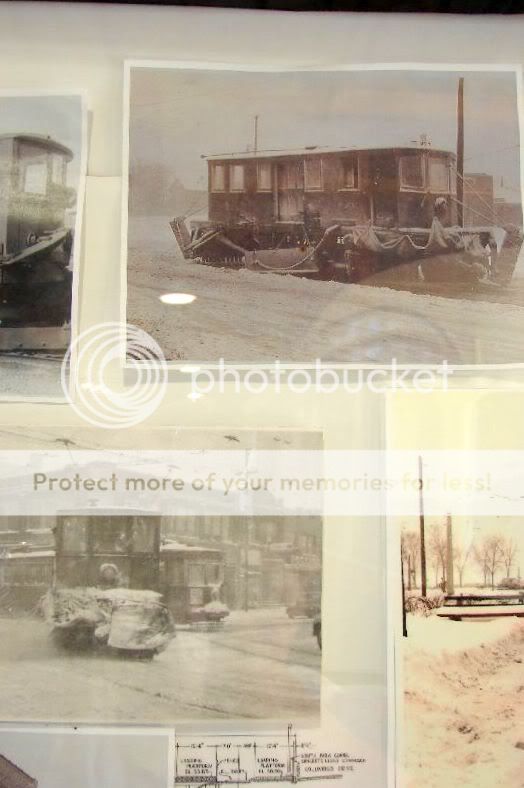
[0,133,73,160]
[204,145,454,162]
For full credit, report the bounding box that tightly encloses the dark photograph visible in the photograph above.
[0,94,85,399]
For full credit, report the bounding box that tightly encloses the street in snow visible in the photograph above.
[0,608,320,724]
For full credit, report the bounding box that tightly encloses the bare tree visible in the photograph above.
[475,535,504,590]
[428,524,447,590]
[401,529,420,590]
[500,536,518,578]
[454,542,473,589]
[474,542,489,587]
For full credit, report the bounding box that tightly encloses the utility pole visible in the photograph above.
[253,115,259,154]
[243,516,250,611]
[456,77,464,227]
[418,455,427,597]
[446,513,455,595]
[401,543,408,637]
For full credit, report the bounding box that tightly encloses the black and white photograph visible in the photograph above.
[0,93,85,400]
[0,425,323,724]
[125,64,524,367]
[0,512,322,724]
[0,728,169,788]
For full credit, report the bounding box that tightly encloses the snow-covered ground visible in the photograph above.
[403,614,524,788]
[127,215,524,365]
[0,355,63,400]
[0,607,320,724]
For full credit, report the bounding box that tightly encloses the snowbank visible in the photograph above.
[405,613,519,656]
[403,617,524,788]
[127,245,524,364]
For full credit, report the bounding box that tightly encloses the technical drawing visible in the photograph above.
[174,725,365,788]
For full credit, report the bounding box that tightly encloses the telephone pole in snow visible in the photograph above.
[456,77,465,227]
[419,455,427,597]
[446,513,455,595]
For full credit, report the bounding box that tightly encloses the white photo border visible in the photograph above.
[121,61,524,376]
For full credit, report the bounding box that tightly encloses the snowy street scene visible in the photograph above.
[0,608,320,723]
[0,500,322,723]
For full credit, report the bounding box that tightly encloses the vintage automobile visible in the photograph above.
[171,141,518,288]
[497,577,523,590]
[0,133,75,351]
[42,510,175,658]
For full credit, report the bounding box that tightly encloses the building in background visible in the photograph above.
[0,513,322,615]
[463,173,494,226]
[162,515,322,611]
[0,755,37,788]
[494,197,523,227]
[464,172,523,229]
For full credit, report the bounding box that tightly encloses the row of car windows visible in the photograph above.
[210,157,357,193]
[211,154,455,194]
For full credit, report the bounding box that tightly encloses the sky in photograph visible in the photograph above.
[0,95,84,187]
[0,731,168,788]
[129,68,521,200]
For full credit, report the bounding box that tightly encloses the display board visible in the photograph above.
[0,5,523,788]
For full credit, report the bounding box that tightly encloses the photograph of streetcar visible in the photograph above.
[0,94,85,399]
[125,65,524,365]
[0,510,322,723]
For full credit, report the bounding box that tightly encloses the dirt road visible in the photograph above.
[0,609,320,724]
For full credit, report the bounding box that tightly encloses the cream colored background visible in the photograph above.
[2,5,524,787]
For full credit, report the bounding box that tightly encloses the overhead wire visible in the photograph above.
[450,164,498,224]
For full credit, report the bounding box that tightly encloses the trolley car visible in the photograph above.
[0,513,229,632]
[53,509,161,591]
[0,133,75,350]
[160,540,229,625]
[172,143,517,286]
[0,547,54,613]
[44,510,174,656]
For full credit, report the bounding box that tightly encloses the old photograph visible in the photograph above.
[0,512,321,724]
[0,93,85,399]
[0,425,324,724]
[125,64,524,367]
[396,514,524,788]
[0,728,169,788]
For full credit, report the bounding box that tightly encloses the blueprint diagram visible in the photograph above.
[174,725,366,787]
